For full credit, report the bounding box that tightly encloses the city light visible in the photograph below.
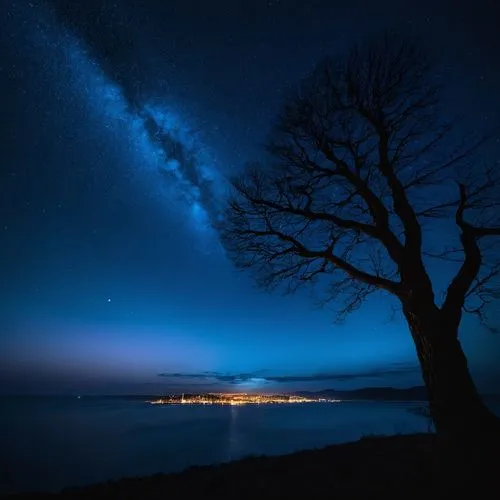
[148,393,341,405]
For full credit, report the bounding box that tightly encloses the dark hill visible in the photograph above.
[301,385,429,401]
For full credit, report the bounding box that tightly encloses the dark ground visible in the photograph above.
[4,433,498,499]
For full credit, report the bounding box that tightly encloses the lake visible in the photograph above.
[0,396,494,496]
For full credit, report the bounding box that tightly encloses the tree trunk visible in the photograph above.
[401,300,500,437]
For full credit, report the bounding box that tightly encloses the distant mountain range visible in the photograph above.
[300,386,500,402]
[83,387,430,401]
[296,386,429,401]
[58,386,499,402]
[69,387,429,401]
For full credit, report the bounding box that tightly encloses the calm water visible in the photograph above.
[0,396,494,495]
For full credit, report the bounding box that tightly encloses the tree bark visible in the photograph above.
[401,300,500,437]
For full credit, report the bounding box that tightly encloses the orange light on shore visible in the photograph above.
[148,393,341,406]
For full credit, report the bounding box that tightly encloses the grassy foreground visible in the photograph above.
[5,433,498,499]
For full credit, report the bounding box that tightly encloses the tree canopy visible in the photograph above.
[222,35,500,329]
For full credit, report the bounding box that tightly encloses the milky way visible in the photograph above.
[30,2,225,246]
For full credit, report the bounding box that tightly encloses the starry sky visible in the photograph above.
[1,0,499,395]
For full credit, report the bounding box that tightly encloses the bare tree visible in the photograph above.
[221,35,500,436]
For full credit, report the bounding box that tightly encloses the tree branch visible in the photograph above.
[442,183,483,327]
[234,225,402,294]
[473,226,500,238]
[317,142,405,264]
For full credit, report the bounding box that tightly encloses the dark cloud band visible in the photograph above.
[158,363,419,385]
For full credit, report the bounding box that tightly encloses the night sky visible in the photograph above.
[1,0,499,395]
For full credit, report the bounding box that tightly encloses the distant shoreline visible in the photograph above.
[2,389,499,406]
[0,386,429,401]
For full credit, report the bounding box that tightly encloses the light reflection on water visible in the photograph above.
[0,396,498,495]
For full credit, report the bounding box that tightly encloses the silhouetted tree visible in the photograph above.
[221,35,500,436]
